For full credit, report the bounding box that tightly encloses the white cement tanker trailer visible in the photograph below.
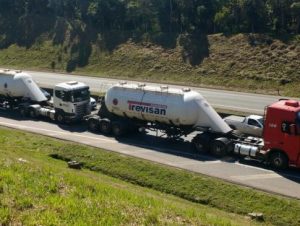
[87,82,233,137]
[87,82,244,151]
[0,69,91,123]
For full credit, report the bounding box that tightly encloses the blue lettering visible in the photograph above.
[129,104,166,116]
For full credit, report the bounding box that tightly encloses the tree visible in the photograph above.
[243,0,268,33]
[291,2,300,33]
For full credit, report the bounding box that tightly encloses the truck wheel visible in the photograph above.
[88,118,99,132]
[29,108,37,118]
[55,113,65,124]
[211,139,227,158]
[20,107,28,117]
[99,119,111,135]
[112,122,125,137]
[192,134,211,154]
[269,151,288,170]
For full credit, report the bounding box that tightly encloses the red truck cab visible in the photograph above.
[263,100,300,169]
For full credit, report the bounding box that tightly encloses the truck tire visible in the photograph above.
[112,122,125,137]
[211,138,228,158]
[192,134,211,154]
[19,107,28,117]
[29,108,37,118]
[88,118,99,132]
[55,113,65,124]
[269,151,288,170]
[99,119,111,135]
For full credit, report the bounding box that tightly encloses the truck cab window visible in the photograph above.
[71,88,90,103]
[281,122,289,133]
[281,121,297,135]
[55,90,61,98]
[62,91,71,102]
[248,119,261,128]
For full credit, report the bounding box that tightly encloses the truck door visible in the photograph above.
[53,90,65,110]
[281,122,300,166]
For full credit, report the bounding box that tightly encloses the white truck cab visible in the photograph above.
[53,81,91,122]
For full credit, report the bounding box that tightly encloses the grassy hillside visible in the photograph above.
[0,126,300,225]
[0,33,300,96]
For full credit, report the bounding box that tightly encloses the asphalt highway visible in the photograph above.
[0,111,300,199]
[26,70,285,114]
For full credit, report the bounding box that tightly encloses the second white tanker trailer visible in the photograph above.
[87,82,300,170]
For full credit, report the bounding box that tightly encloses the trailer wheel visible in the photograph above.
[99,119,111,135]
[112,122,125,137]
[192,134,211,154]
[29,108,37,118]
[20,107,28,117]
[88,118,99,132]
[269,151,288,170]
[55,113,65,124]
[211,139,228,158]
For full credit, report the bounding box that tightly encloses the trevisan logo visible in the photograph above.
[128,100,167,115]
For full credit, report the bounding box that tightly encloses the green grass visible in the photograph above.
[0,126,258,225]
[0,33,300,97]
[1,126,300,225]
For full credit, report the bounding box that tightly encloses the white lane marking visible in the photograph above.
[0,121,116,143]
[231,173,282,181]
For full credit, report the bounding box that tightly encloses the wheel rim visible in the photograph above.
[215,143,223,154]
[113,126,121,136]
[57,115,63,122]
[100,122,110,133]
[273,155,283,167]
[195,142,203,152]
[30,110,35,118]
[102,124,108,132]
[89,121,96,130]
[212,141,226,157]
[20,109,26,116]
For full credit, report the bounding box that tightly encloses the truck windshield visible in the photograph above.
[71,88,90,103]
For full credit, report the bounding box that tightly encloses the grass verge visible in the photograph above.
[0,126,256,225]
[0,126,300,225]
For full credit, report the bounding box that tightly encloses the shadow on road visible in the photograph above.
[0,110,87,133]
[116,132,234,162]
[57,122,87,133]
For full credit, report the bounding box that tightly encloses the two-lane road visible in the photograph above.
[27,70,285,114]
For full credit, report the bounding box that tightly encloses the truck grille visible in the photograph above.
[76,103,88,116]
